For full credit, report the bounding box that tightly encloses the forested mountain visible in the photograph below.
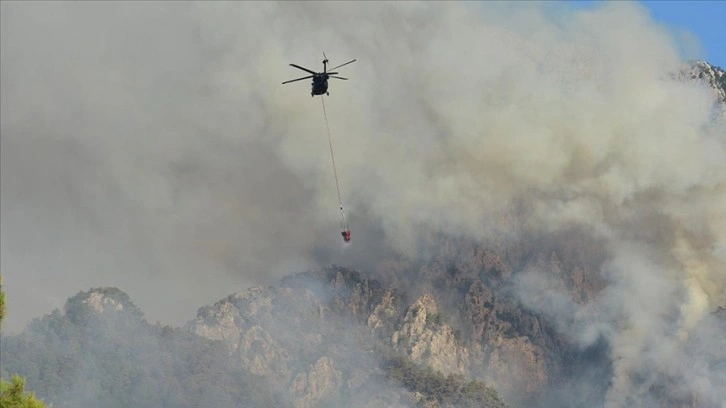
[1,288,291,408]
[1,283,508,408]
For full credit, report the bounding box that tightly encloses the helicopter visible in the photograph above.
[282,53,356,97]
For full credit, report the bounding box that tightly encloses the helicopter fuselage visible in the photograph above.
[311,75,329,96]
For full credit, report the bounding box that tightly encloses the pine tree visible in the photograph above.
[0,376,47,408]
[0,276,49,408]
[0,276,5,325]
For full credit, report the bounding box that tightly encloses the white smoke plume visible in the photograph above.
[2,1,724,405]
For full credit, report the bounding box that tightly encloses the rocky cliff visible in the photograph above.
[185,221,725,407]
[185,262,600,407]
[184,266,519,407]
[676,60,726,104]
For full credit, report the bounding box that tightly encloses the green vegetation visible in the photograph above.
[426,312,444,325]
[384,355,509,408]
[0,277,5,324]
[1,376,47,408]
[1,276,49,408]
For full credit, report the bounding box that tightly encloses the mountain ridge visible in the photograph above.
[681,60,726,103]
[2,278,512,408]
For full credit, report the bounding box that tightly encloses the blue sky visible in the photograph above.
[571,1,726,68]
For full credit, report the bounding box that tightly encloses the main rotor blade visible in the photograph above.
[289,64,317,75]
[329,76,348,80]
[330,59,356,71]
[282,75,313,84]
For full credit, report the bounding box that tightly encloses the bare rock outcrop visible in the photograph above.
[187,300,242,350]
[392,294,470,375]
[367,288,399,331]
[290,356,343,408]
[238,325,292,381]
[487,334,549,396]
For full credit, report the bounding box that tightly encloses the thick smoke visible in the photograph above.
[2,1,724,405]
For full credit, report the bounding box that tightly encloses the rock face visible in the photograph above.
[189,297,242,349]
[185,265,575,407]
[391,294,469,376]
[367,288,399,332]
[290,356,343,408]
[63,287,145,328]
[186,268,420,407]
[187,286,303,383]
[83,291,125,313]
[461,279,552,398]
[676,60,726,104]
[674,60,726,122]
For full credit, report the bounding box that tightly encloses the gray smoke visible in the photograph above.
[2,1,724,405]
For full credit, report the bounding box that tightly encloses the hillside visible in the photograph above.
[1,282,509,408]
[677,60,726,103]
[0,288,292,408]
[4,258,723,407]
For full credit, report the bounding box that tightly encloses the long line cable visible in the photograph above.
[321,95,348,231]
[321,96,343,209]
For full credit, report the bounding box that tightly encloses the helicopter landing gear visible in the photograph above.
[311,92,314,97]
[326,92,329,96]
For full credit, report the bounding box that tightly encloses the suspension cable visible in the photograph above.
[321,96,343,212]
[320,96,350,235]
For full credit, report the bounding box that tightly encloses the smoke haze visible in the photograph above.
[2,1,725,405]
